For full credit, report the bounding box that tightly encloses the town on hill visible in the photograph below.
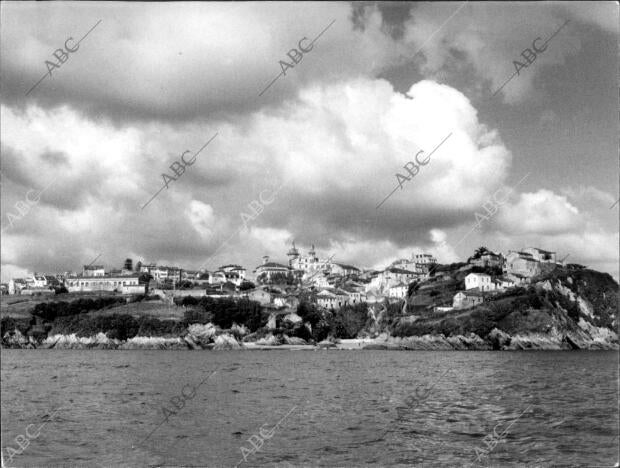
[1,243,617,350]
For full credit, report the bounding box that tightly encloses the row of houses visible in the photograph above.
[451,247,563,310]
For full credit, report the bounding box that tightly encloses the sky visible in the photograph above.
[1,1,618,281]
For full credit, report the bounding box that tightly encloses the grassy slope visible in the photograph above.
[393,266,618,339]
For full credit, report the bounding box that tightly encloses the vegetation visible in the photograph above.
[50,313,140,340]
[239,280,256,291]
[31,297,127,321]
[328,302,370,339]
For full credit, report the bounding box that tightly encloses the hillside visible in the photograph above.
[1,265,617,350]
[381,266,618,350]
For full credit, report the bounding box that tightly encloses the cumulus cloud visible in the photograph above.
[496,189,580,235]
[399,2,616,103]
[0,2,403,123]
[1,77,515,276]
[1,3,617,281]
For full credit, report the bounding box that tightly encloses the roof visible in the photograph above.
[526,247,555,254]
[515,251,534,258]
[257,262,290,269]
[386,267,416,274]
[84,265,104,270]
[75,274,141,279]
[334,263,360,271]
[480,252,502,258]
[317,287,349,297]
[455,290,484,297]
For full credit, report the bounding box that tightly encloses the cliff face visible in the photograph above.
[385,268,618,350]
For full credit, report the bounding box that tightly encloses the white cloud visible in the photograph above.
[496,189,580,235]
[186,200,215,239]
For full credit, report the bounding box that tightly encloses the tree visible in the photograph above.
[472,246,490,259]
[297,301,322,328]
[239,280,256,291]
[124,258,133,271]
[138,272,153,284]
[407,281,420,298]
[135,260,142,272]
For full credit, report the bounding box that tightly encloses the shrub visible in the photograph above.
[136,316,185,336]
[329,303,369,339]
[1,316,34,337]
[296,301,322,327]
[32,297,126,321]
[49,313,139,340]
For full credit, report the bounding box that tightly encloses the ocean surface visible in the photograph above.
[1,350,618,467]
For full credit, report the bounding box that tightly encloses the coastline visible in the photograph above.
[3,330,617,351]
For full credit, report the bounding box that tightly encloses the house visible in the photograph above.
[453,291,484,309]
[316,288,350,309]
[494,277,515,291]
[504,251,542,278]
[470,251,504,268]
[8,278,27,294]
[193,272,211,285]
[30,275,48,288]
[465,273,494,292]
[341,284,367,304]
[522,247,556,264]
[219,265,247,281]
[330,263,361,276]
[181,270,200,281]
[254,256,295,283]
[302,271,330,288]
[506,273,528,286]
[246,288,272,306]
[387,282,408,299]
[139,263,157,274]
[44,275,60,287]
[370,267,417,291]
[413,253,437,265]
[66,274,145,294]
[210,268,244,286]
[83,265,105,277]
[209,271,227,285]
[392,253,437,275]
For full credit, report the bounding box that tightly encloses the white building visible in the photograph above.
[254,256,295,283]
[30,274,48,288]
[387,282,408,299]
[219,265,247,280]
[413,253,437,265]
[66,275,145,294]
[522,247,557,264]
[453,291,484,309]
[465,273,494,292]
[330,263,360,276]
[8,278,27,295]
[83,265,105,277]
[316,288,350,309]
[288,243,334,277]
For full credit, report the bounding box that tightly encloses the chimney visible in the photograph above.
[263,255,269,265]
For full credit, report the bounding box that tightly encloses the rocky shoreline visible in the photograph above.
[2,324,617,351]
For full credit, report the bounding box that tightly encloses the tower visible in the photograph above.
[287,241,300,266]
